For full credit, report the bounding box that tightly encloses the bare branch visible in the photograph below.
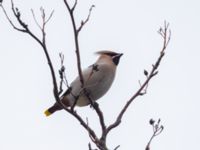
[6,0,71,121]
[3,1,60,107]
[45,9,54,24]
[0,3,25,32]
[9,0,43,46]
[62,3,107,147]
[62,6,106,144]
[63,0,84,86]
[71,0,78,12]
[31,7,54,43]
[83,89,106,134]
[86,118,98,144]
[158,21,171,52]
[77,5,95,33]
[3,1,105,149]
[106,21,171,135]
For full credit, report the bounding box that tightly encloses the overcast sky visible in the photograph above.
[1,0,200,149]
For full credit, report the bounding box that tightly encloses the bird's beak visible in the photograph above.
[117,53,123,58]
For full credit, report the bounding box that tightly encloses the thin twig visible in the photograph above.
[71,0,77,12]
[83,88,106,135]
[114,145,120,150]
[9,1,65,115]
[10,0,43,45]
[31,7,54,30]
[31,9,42,30]
[88,143,92,150]
[45,9,54,24]
[77,5,95,34]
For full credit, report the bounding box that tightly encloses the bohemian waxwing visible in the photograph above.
[44,50,123,116]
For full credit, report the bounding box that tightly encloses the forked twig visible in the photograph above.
[63,0,95,87]
[106,21,171,135]
[145,119,164,150]
[71,0,77,12]
[0,2,25,32]
[77,5,95,33]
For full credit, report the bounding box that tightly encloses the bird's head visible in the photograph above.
[95,50,123,66]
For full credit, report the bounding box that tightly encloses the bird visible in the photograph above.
[44,50,123,116]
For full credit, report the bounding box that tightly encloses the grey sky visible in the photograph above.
[0,0,200,149]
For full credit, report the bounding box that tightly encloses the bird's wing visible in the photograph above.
[69,64,105,93]
[83,64,105,88]
[61,63,111,99]
[60,65,100,99]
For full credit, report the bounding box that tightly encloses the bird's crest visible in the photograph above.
[95,50,119,57]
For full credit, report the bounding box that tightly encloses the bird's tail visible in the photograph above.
[44,103,62,117]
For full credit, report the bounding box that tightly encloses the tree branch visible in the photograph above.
[0,2,25,32]
[3,3,97,140]
[63,0,84,86]
[106,21,171,135]
[62,2,107,148]
[114,145,120,150]
[71,0,77,12]
[77,5,95,33]
[29,2,100,144]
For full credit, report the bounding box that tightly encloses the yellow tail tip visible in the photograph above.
[44,110,52,117]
